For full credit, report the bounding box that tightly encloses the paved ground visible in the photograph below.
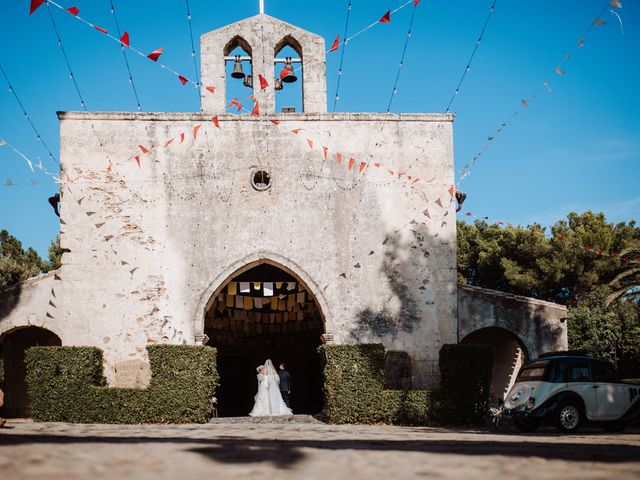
[1,418,639,480]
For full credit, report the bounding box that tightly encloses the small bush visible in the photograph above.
[25,345,218,424]
[438,343,493,425]
[319,344,432,425]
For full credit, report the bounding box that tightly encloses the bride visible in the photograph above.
[249,359,293,417]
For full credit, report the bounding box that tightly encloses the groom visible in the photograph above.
[277,362,291,408]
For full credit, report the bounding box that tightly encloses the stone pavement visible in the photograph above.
[1,418,639,480]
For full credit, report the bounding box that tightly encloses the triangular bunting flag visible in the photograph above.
[134,156,141,168]
[291,129,302,134]
[359,162,367,173]
[206,86,216,94]
[138,145,150,154]
[258,74,269,89]
[178,75,188,85]
[348,158,355,170]
[30,0,45,15]
[435,198,443,208]
[212,115,221,129]
[307,139,314,149]
[336,153,343,164]
[270,119,280,125]
[67,6,80,16]
[147,48,163,62]
[120,32,130,47]
[94,26,108,34]
[193,125,201,139]
[164,138,174,148]
[329,35,340,52]
[423,208,430,218]
[322,146,328,160]
[179,133,185,143]
[95,222,105,229]
[251,102,260,116]
[379,10,391,23]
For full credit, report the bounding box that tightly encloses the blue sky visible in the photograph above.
[1,0,638,257]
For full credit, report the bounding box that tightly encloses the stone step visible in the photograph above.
[209,414,323,424]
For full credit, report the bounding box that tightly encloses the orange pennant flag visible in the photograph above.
[147,48,163,62]
[322,146,328,159]
[134,156,141,168]
[94,26,108,34]
[374,163,381,168]
[593,18,607,26]
[193,125,201,139]
[307,139,314,149]
[258,74,269,89]
[359,162,367,173]
[212,115,221,129]
[388,169,395,176]
[291,129,302,134]
[379,10,391,23]
[251,102,260,116]
[270,119,281,125]
[138,145,149,154]
[228,98,242,112]
[329,35,340,52]
[348,158,355,170]
[164,138,174,148]
[206,85,216,94]
[106,162,112,172]
[120,32,130,47]
[336,153,343,165]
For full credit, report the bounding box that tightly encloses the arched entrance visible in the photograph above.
[0,326,61,418]
[204,261,325,417]
[461,327,528,401]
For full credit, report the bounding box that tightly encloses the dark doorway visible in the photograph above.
[0,326,61,418]
[205,262,324,417]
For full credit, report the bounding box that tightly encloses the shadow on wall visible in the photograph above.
[351,223,436,340]
[0,283,22,326]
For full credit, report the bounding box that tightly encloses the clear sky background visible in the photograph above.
[0,0,638,257]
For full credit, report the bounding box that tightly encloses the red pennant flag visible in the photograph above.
[134,156,141,168]
[270,119,280,125]
[359,162,367,173]
[379,10,391,23]
[164,138,174,148]
[414,0,421,5]
[593,18,607,26]
[228,98,242,112]
[322,146,328,159]
[179,133,185,143]
[120,31,130,47]
[94,26,108,34]
[258,74,269,90]
[407,176,412,181]
[291,129,302,134]
[147,48,163,62]
[106,162,112,172]
[348,158,355,171]
[329,35,340,53]
[497,221,504,225]
[178,75,188,85]
[251,102,260,116]
[30,0,45,15]
[397,172,404,179]
[387,169,395,176]
[336,153,343,165]
[448,185,455,196]
[307,139,314,149]
[138,145,149,154]
[212,115,221,129]
[193,125,201,139]
[280,66,293,80]
[206,86,216,94]
[67,6,80,16]
[465,212,472,216]
[374,163,381,168]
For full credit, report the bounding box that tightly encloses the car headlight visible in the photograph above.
[524,397,536,410]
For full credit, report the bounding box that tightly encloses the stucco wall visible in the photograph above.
[458,284,568,357]
[0,271,64,341]
[58,112,457,388]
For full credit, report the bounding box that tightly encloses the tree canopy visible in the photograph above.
[0,231,60,290]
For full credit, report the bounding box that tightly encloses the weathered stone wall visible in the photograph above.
[0,271,63,341]
[58,112,456,388]
[458,284,568,357]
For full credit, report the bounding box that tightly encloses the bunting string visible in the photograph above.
[184,0,201,95]
[457,0,621,185]
[108,0,142,111]
[387,0,421,112]
[332,0,352,111]
[0,62,60,168]
[345,0,413,43]
[444,0,497,113]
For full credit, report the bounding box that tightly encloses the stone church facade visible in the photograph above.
[1,13,567,417]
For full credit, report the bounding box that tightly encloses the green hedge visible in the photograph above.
[319,344,432,425]
[25,345,218,424]
[438,343,493,425]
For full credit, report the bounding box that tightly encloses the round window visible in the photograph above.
[251,169,271,191]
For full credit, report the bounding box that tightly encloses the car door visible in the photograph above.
[592,361,628,420]
[566,362,598,419]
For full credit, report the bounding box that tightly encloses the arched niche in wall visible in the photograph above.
[274,35,303,113]
[223,35,254,112]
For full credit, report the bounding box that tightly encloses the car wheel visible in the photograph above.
[514,416,540,433]
[554,400,581,433]
[602,421,625,433]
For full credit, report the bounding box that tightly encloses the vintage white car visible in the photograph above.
[503,354,640,433]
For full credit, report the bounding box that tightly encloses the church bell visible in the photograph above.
[280,57,297,84]
[231,55,245,79]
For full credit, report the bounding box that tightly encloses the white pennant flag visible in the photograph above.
[0,139,7,146]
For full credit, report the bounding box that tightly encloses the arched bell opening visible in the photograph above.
[224,36,253,114]
[204,261,325,417]
[461,327,529,402]
[274,36,303,113]
[0,326,61,418]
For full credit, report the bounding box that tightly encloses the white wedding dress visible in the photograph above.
[249,360,293,417]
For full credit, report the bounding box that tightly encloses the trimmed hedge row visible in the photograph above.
[438,343,493,425]
[319,344,433,425]
[25,345,218,424]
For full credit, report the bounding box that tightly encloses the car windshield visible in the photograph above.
[517,363,547,381]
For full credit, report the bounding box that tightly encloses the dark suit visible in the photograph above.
[278,368,291,407]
